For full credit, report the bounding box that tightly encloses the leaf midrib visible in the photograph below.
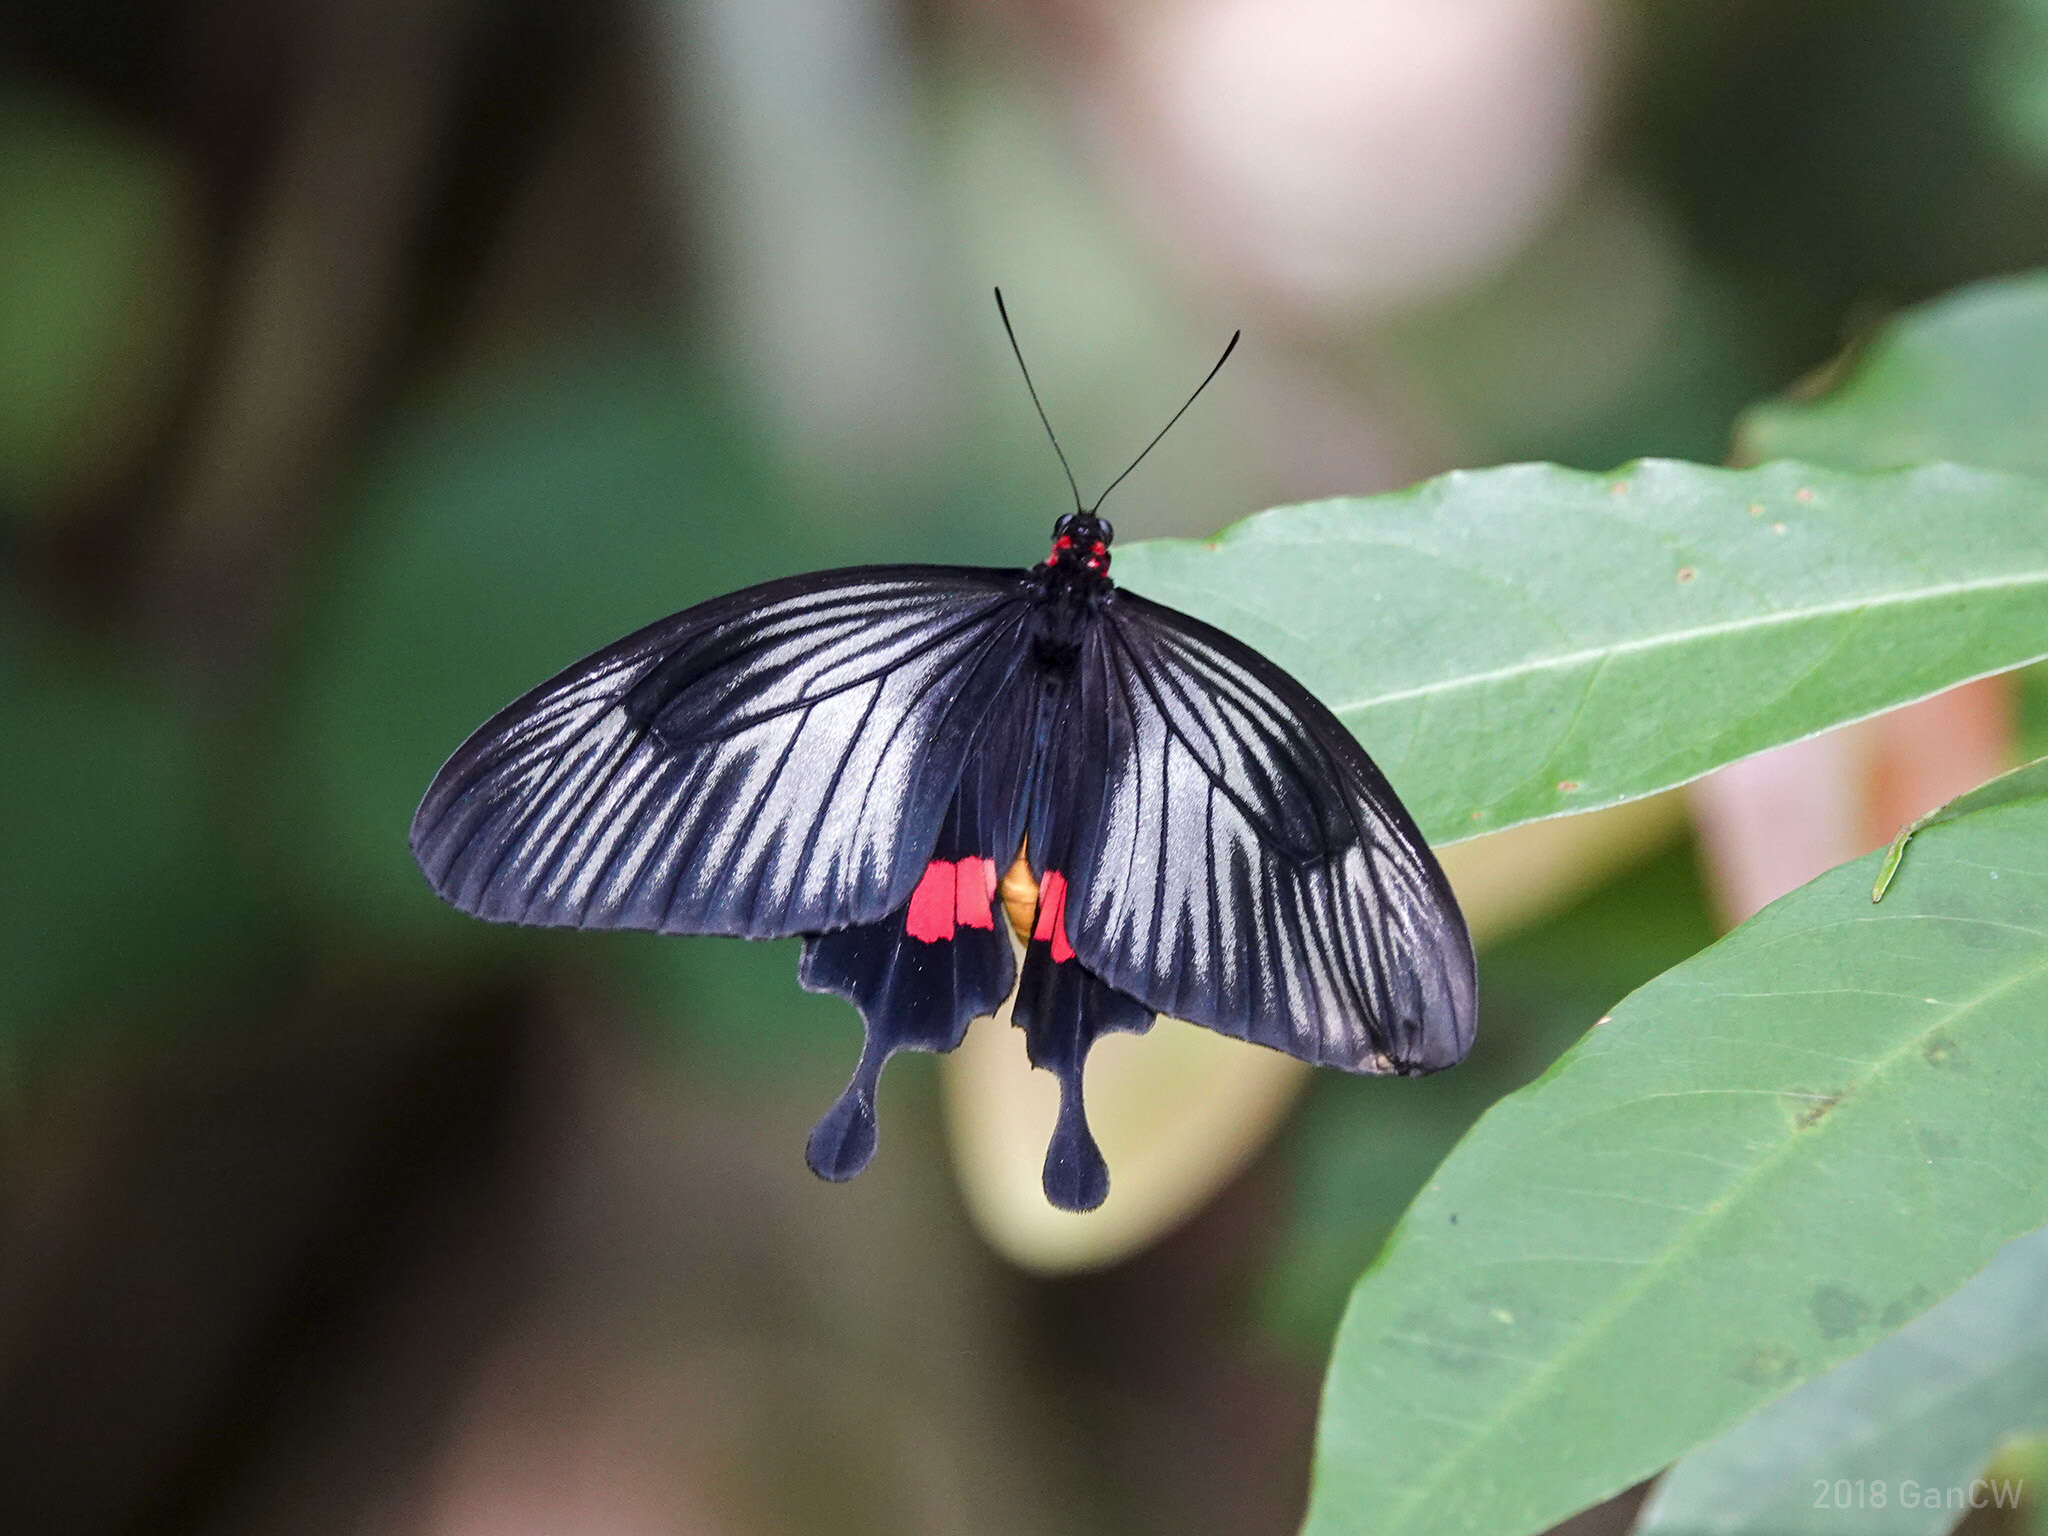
[1354,909,2048,1536]
[1320,570,2048,719]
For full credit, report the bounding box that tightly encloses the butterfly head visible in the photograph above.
[1047,511,1113,576]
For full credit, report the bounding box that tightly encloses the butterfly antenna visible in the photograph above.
[995,287,1084,514]
[1092,328,1240,513]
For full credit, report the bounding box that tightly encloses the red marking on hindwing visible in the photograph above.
[907,859,1000,943]
[905,861,957,943]
[955,857,996,930]
[1031,871,1076,963]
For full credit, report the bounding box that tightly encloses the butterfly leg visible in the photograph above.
[1011,871,1154,1211]
[798,849,1014,1183]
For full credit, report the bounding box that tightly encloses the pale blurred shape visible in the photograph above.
[1378,176,1692,454]
[1092,0,1607,314]
[1690,679,2016,927]
[419,1348,721,1536]
[1689,731,1866,928]
[1866,677,2018,845]
[949,1002,1306,1276]
[651,0,946,470]
[1434,788,1688,938]
[948,791,1687,1273]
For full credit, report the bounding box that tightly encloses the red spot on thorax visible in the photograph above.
[906,858,999,943]
[1031,871,1076,963]
[1049,534,1110,574]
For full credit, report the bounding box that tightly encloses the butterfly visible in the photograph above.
[410,293,1476,1212]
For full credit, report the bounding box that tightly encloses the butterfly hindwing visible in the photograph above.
[1057,590,1477,1075]
[796,725,1031,1182]
[409,567,1034,939]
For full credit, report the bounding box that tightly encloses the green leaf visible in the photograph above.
[1113,458,2048,846]
[1875,756,2048,902]
[1636,1223,2048,1536]
[1999,1435,2048,1536]
[1303,761,2048,1536]
[1735,272,2048,476]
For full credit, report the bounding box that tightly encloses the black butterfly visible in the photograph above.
[410,295,1476,1212]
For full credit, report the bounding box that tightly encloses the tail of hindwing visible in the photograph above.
[795,761,1025,1184]
[1011,870,1155,1212]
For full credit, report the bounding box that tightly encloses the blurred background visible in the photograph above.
[5,1,2048,1532]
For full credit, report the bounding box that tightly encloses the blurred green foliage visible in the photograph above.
[0,607,269,1047]
[1737,271,2048,474]
[1377,187,1770,470]
[1986,0,2048,166]
[0,89,195,517]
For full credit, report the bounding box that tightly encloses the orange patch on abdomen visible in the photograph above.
[999,849,1038,944]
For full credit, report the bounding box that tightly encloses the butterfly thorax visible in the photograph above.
[1040,511,1114,580]
[1031,511,1116,663]
[1029,525,1112,672]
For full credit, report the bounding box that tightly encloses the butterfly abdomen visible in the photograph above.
[998,849,1039,945]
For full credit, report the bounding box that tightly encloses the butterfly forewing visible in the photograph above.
[1059,591,1476,1074]
[410,567,1034,938]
